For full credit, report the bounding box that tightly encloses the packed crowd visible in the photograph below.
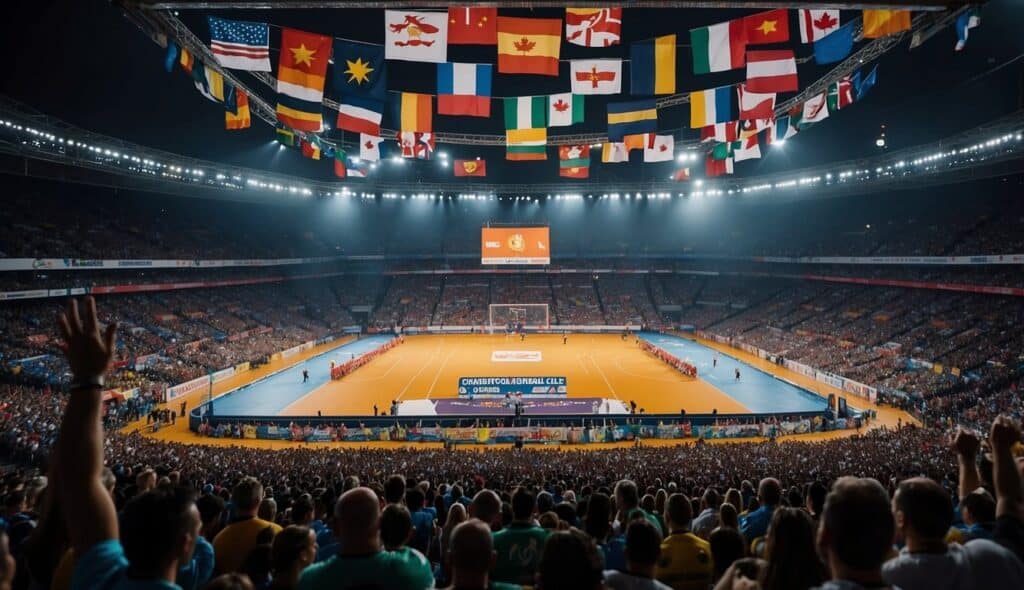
[1,297,1023,590]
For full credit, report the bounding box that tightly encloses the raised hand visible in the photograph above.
[990,415,1022,451]
[57,297,118,382]
[951,427,981,458]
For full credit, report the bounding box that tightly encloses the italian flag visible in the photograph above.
[690,19,747,74]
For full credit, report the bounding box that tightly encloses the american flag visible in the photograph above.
[208,16,271,72]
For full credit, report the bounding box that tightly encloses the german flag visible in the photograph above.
[276,28,331,132]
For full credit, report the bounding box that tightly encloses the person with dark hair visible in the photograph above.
[492,487,549,585]
[692,488,721,539]
[203,573,253,590]
[214,476,282,574]
[269,526,316,590]
[536,528,604,590]
[718,503,739,531]
[882,477,1024,590]
[439,519,517,590]
[739,478,781,541]
[52,298,203,589]
[615,480,662,535]
[381,504,414,551]
[720,507,825,590]
[814,477,897,590]
[805,482,828,522]
[604,520,672,590]
[584,492,626,572]
[239,544,272,589]
[656,493,712,590]
[469,490,503,532]
[707,527,745,583]
[197,493,227,541]
[958,488,996,541]
[384,474,407,505]
[298,487,433,590]
[405,488,434,555]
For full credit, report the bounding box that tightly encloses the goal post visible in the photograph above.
[488,303,550,333]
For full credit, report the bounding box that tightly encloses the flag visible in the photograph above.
[701,122,739,143]
[570,59,623,95]
[505,128,547,161]
[801,92,829,125]
[177,47,195,74]
[862,10,912,39]
[565,8,622,47]
[601,142,629,163]
[225,89,251,130]
[398,92,432,132]
[768,116,798,144]
[798,9,840,43]
[548,93,584,127]
[607,99,658,141]
[732,136,761,162]
[385,11,447,63]
[337,96,383,136]
[559,145,591,178]
[437,63,492,117]
[276,126,296,147]
[827,76,854,111]
[359,134,382,162]
[711,142,732,161]
[348,161,369,178]
[504,96,547,129]
[814,21,854,65]
[643,134,675,163]
[191,62,228,103]
[164,42,178,72]
[690,86,732,129]
[397,131,435,159]
[447,7,497,45]
[706,155,734,177]
[746,50,798,93]
[497,17,561,76]
[737,84,775,120]
[453,159,486,177]
[690,18,746,74]
[332,41,386,101]
[739,118,771,139]
[672,168,690,181]
[955,8,981,51]
[333,148,347,177]
[276,28,331,132]
[630,35,677,95]
[853,65,878,101]
[623,134,650,153]
[301,138,321,160]
[744,10,790,45]
[208,16,271,72]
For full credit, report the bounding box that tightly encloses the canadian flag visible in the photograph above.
[643,134,675,163]
[359,134,382,162]
[384,10,448,63]
[798,9,840,43]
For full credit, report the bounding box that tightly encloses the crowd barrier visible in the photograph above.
[640,339,697,378]
[330,336,402,380]
[191,411,857,444]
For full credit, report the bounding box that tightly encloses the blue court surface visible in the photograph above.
[210,335,394,416]
[638,332,828,414]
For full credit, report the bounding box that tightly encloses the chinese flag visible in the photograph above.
[744,9,790,45]
[454,159,487,177]
[448,7,497,45]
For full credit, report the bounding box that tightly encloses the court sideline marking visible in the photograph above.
[395,347,442,401]
[426,349,456,398]
[588,352,620,400]
[343,352,407,383]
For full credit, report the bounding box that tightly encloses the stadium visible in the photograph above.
[1,1,1023,589]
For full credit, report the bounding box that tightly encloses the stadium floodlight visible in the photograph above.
[439,160,449,167]
[694,179,703,187]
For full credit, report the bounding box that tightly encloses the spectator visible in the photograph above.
[718,503,739,531]
[203,573,253,590]
[656,493,712,590]
[384,474,406,505]
[469,490,503,532]
[708,527,745,583]
[604,520,672,590]
[616,480,662,535]
[727,507,826,590]
[958,489,996,541]
[381,504,414,551]
[440,519,512,590]
[739,478,781,541]
[585,492,626,572]
[536,528,603,590]
[441,503,468,562]
[814,477,896,590]
[269,526,316,590]
[692,488,721,539]
[405,488,435,556]
[297,487,433,590]
[492,488,549,585]
[213,477,282,575]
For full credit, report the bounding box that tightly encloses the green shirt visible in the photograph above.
[491,522,550,585]
[297,547,433,590]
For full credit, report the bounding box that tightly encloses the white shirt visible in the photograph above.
[882,540,1024,590]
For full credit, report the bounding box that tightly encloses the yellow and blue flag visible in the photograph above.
[630,34,676,95]
[607,99,658,141]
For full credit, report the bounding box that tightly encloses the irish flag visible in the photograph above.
[690,19,746,74]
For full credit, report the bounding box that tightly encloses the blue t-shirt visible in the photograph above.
[176,536,214,590]
[72,539,182,590]
[739,505,775,541]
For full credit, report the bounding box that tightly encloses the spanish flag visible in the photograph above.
[276,27,332,132]
[497,17,561,76]
[398,92,433,132]
[862,10,911,39]
[225,89,251,130]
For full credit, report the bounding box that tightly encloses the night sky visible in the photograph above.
[2,1,1023,186]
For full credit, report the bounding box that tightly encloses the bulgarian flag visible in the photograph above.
[690,18,747,74]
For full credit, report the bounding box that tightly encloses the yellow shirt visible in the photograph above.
[655,531,713,590]
[212,517,283,574]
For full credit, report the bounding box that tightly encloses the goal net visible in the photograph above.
[488,303,550,333]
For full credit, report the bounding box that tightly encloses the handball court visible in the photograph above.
[133,333,918,449]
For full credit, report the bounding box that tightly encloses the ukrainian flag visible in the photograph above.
[607,99,658,141]
[630,35,676,95]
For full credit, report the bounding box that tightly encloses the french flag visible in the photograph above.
[437,63,492,117]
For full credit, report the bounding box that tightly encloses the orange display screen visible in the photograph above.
[481,227,551,265]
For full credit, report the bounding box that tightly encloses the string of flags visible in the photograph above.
[163,6,978,181]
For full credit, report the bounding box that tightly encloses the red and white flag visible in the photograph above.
[737,84,776,120]
[447,7,497,44]
[570,59,622,95]
[565,8,622,47]
[397,131,435,159]
[801,93,830,124]
[385,10,448,63]
[733,136,761,162]
[359,134,382,162]
[643,134,675,163]
[672,168,690,181]
[746,50,798,93]
[701,122,739,143]
[798,9,840,43]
